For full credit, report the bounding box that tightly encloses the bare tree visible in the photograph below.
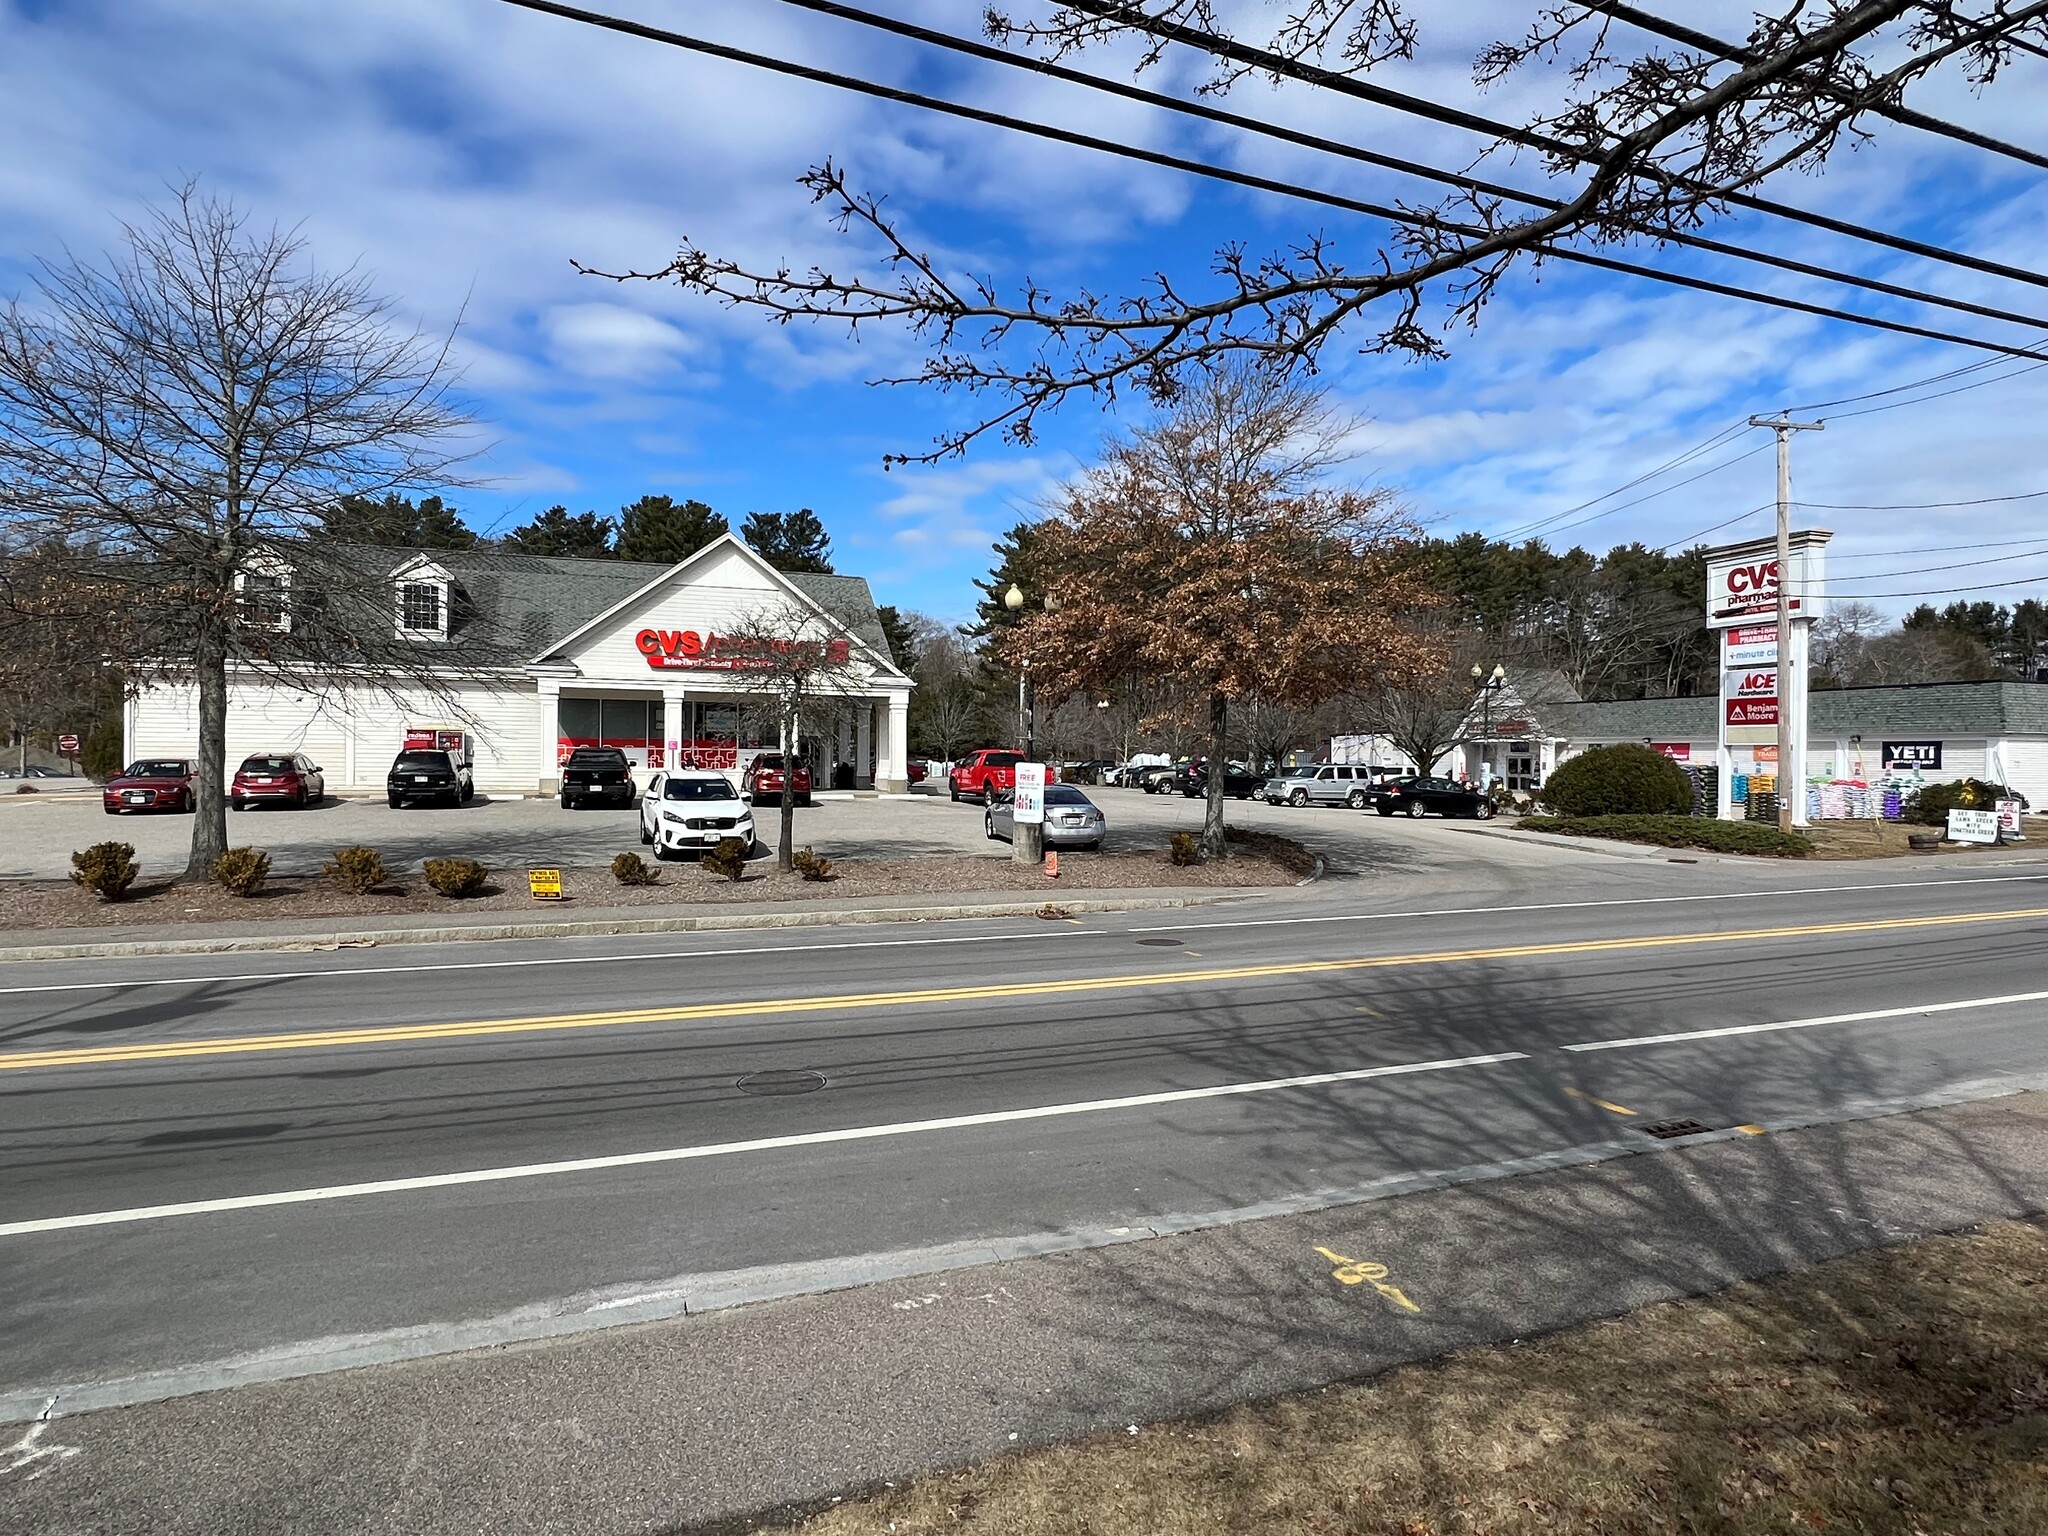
[612,3,2048,459]
[1354,624,1488,778]
[0,186,471,877]
[1004,366,1431,859]
[722,598,869,870]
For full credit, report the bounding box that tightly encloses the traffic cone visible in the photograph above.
[1044,849,1059,879]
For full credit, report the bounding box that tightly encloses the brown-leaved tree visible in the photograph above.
[1002,367,1433,859]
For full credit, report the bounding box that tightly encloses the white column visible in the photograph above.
[1786,621,1812,827]
[855,701,874,789]
[879,692,910,792]
[536,680,561,795]
[661,687,687,770]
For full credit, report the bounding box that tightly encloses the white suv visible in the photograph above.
[639,769,756,860]
[1263,763,1385,809]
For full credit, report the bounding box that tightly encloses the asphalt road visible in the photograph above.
[5,859,2048,1413]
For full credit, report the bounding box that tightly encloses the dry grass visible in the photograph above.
[789,1220,2048,1536]
[1802,822,2042,860]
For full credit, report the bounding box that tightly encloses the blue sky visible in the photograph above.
[4,0,2046,625]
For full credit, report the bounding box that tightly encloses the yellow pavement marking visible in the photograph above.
[1563,1086,1638,1117]
[1354,1004,1386,1019]
[6,903,2046,1075]
[1737,1124,1769,1135]
[1313,1246,1420,1312]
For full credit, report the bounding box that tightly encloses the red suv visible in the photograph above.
[231,753,326,810]
[102,758,197,814]
[949,749,1023,804]
[743,752,813,807]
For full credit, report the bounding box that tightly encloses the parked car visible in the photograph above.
[102,758,197,815]
[985,784,1107,850]
[949,747,1024,803]
[386,748,474,808]
[1261,765,1319,805]
[1263,762,1387,809]
[1369,775,1495,819]
[906,760,929,784]
[640,768,756,860]
[1176,760,1263,799]
[743,752,813,807]
[558,746,637,810]
[1135,763,1185,794]
[230,753,325,810]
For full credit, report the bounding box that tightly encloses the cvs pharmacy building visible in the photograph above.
[124,534,917,794]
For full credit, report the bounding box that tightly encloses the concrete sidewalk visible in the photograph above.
[6,1089,2043,1535]
[0,884,1268,961]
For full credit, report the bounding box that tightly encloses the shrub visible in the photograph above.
[704,836,750,881]
[209,846,270,896]
[1168,830,1202,866]
[13,784,34,795]
[1221,825,1318,876]
[70,840,138,901]
[611,851,662,887]
[1901,778,2027,827]
[792,845,834,881]
[323,845,389,895]
[421,856,490,898]
[1539,744,1693,818]
[1519,814,1812,858]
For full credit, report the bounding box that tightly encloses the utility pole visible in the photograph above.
[1749,414,1823,834]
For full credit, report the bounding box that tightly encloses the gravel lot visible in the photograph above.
[1,781,1556,882]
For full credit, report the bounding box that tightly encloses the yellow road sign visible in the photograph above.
[527,868,563,900]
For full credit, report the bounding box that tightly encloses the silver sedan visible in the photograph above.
[985,785,1107,850]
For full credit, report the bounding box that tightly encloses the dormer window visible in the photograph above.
[399,580,446,636]
[235,560,292,631]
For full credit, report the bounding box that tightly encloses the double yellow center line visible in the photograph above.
[5,904,2044,1074]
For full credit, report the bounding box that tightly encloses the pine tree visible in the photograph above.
[502,505,614,558]
[741,508,834,573]
[325,493,478,549]
[615,496,728,565]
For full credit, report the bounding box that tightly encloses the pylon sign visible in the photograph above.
[1705,531,1831,819]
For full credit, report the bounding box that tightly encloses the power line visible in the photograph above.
[1579,0,2048,175]
[1822,359,2048,420]
[494,0,2048,370]
[1495,422,1748,540]
[1660,503,1773,552]
[1525,441,1773,543]
[1044,0,2048,295]
[1830,544,2048,582]
[760,0,2048,337]
[1784,569,2048,597]
[1801,490,2048,513]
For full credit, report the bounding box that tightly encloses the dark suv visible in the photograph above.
[386,748,474,808]
[559,746,636,809]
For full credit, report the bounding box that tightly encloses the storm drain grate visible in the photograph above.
[1136,937,1184,947]
[736,1069,828,1097]
[1637,1117,1714,1141]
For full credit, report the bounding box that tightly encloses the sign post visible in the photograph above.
[1012,762,1046,866]
[1706,531,1830,824]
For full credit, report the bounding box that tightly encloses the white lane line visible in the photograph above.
[1562,988,2048,1053]
[0,1050,1527,1237]
[1130,872,2048,934]
[0,928,1091,996]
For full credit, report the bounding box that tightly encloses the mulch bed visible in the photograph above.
[1,841,1307,931]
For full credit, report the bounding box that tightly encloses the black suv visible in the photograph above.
[559,746,637,809]
[386,748,474,808]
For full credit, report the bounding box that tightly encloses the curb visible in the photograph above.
[10,1074,2038,1424]
[0,891,1264,963]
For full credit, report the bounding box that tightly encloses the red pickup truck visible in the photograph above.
[949,749,1024,804]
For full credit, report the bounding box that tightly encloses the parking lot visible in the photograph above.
[0,781,1572,882]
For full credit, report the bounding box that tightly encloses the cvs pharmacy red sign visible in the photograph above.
[635,628,851,672]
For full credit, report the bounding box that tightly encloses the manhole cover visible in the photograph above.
[1136,937,1184,947]
[1638,1117,1714,1141]
[736,1069,828,1097]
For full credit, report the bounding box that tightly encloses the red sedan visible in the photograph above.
[231,753,326,810]
[742,752,813,807]
[103,758,197,815]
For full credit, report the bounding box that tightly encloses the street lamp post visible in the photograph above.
[1470,663,1507,787]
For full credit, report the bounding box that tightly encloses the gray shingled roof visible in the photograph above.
[345,546,896,667]
[1545,681,2048,742]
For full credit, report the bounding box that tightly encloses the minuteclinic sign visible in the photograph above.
[1723,624,1779,666]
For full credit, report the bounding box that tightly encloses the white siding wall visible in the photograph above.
[128,675,545,792]
[1995,740,2048,807]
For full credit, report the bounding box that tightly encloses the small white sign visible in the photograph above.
[1013,762,1047,824]
[1948,808,1999,844]
[1997,799,2026,839]
[1724,624,1779,666]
